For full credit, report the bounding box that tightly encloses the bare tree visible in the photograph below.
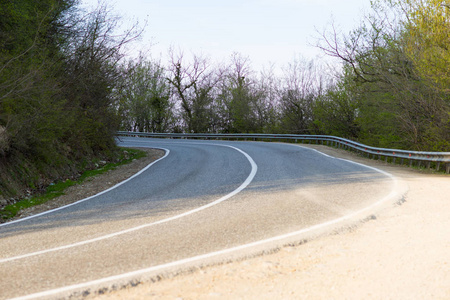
[278,56,327,133]
[217,53,260,133]
[167,49,222,132]
[254,64,281,132]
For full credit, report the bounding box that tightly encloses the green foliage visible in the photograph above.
[312,81,360,139]
[316,0,450,151]
[227,76,259,133]
[403,0,450,92]
[279,90,314,134]
[118,58,175,132]
[0,1,142,199]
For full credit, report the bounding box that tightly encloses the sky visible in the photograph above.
[81,0,373,71]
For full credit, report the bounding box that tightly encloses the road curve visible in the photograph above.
[0,137,399,299]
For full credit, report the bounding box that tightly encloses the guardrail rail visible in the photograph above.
[117,131,450,174]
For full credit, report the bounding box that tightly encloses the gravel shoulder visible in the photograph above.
[90,144,449,300]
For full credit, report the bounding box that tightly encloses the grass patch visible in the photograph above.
[0,147,147,221]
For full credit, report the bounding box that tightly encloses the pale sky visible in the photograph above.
[81,0,373,70]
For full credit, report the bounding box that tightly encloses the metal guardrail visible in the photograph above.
[117,131,450,173]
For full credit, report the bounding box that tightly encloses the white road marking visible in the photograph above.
[10,151,402,300]
[0,148,170,228]
[0,144,258,263]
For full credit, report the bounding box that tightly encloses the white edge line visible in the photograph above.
[9,144,403,300]
[0,145,257,263]
[295,144,398,180]
[0,148,171,228]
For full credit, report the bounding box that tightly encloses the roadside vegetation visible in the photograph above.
[0,147,146,221]
[0,0,143,201]
[1,0,449,208]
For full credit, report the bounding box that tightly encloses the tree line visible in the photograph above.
[116,51,327,136]
[118,0,449,152]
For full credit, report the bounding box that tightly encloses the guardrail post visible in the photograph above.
[446,163,450,174]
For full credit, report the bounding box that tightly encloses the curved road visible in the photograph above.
[0,137,398,299]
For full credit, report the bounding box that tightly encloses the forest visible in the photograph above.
[1,0,449,199]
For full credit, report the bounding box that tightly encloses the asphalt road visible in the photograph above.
[0,137,398,299]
